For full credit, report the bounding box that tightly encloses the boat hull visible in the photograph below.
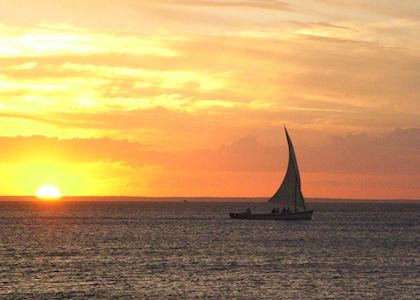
[229,210,313,220]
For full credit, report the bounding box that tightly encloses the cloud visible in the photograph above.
[203,128,420,175]
[0,128,418,174]
[325,128,420,173]
[0,0,290,35]
[315,0,420,21]
[0,128,418,197]
[146,0,290,11]
[2,30,419,112]
[1,19,418,130]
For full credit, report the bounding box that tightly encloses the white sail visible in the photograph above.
[269,128,306,211]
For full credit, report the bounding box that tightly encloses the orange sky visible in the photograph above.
[0,0,418,198]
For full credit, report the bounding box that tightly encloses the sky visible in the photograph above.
[0,0,419,199]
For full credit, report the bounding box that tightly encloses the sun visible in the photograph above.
[36,184,62,200]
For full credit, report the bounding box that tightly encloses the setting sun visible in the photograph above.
[36,185,62,200]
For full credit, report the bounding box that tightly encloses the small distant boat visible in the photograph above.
[230,128,313,221]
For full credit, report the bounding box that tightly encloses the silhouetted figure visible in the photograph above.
[272,207,276,214]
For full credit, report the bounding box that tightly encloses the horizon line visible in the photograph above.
[0,195,419,202]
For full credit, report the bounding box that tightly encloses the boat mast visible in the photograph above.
[295,179,298,212]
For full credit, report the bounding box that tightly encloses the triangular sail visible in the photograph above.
[268,128,306,211]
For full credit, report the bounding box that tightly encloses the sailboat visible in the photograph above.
[229,128,313,220]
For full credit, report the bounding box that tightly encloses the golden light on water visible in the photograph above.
[36,184,62,200]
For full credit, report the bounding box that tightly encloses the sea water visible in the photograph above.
[0,200,418,299]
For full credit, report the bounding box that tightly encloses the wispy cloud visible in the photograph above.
[144,0,290,11]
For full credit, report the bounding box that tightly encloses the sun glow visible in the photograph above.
[36,184,62,200]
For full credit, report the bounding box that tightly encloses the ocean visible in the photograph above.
[0,200,418,299]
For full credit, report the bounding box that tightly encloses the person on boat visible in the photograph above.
[272,207,276,214]
[276,207,280,214]
[282,207,286,214]
[245,208,251,214]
